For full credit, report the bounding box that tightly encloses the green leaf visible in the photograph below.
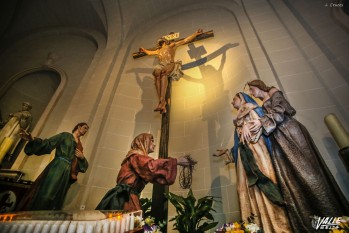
[187,189,196,204]
[166,193,186,214]
[167,189,218,232]
[167,192,186,208]
[204,212,214,221]
[198,221,219,231]
[140,197,152,216]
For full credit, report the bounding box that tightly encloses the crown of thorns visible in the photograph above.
[179,154,197,189]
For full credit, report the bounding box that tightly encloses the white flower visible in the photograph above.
[245,223,260,232]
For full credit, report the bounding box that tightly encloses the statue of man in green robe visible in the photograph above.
[16,122,89,211]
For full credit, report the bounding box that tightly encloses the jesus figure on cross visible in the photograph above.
[139,29,203,114]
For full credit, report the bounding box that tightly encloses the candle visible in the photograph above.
[96,220,103,233]
[125,214,130,232]
[102,220,110,233]
[25,223,34,233]
[324,113,349,149]
[49,222,58,233]
[58,221,70,233]
[86,222,94,233]
[67,221,77,233]
[8,222,18,233]
[77,221,85,233]
[116,218,121,233]
[41,223,50,233]
[110,220,116,233]
[2,223,11,232]
[33,221,44,232]
[129,214,135,230]
[120,217,126,233]
[17,222,26,233]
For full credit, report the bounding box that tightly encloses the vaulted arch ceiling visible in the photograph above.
[0,0,107,48]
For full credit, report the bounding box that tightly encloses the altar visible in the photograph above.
[0,210,143,233]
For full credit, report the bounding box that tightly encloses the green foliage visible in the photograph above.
[140,197,152,218]
[166,189,219,233]
[140,197,167,231]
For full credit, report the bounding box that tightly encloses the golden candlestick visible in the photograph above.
[324,113,349,149]
[324,113,349,173]
[0,137,14,164]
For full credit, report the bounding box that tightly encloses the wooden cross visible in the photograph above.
[132,30,214,59]
[132,30,214,232]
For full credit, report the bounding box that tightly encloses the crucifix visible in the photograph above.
[132,29,214,231]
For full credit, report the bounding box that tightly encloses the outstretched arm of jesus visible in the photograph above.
[175,28,203,46]
[139,47,158,56]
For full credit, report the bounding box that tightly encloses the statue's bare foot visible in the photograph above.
[160,106,167,114]
[154,106,161,112]
[159,99,167,114]
[154,101,162,112]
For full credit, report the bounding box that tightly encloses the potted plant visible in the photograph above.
[165,189,219,233]
[140,197,167,232]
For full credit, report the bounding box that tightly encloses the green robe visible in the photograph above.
[19,132,88,210]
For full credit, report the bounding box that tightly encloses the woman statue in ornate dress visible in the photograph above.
[214,92,291,232]
[247,80,349,232]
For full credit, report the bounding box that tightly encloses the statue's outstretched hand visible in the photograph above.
[212,149,228,157]
[177,156,190,167]
[177,155,197,167]
[19,129,34,141]
[213,149,234,165]
[196,28,203,35]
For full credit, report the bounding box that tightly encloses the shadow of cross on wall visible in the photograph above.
[187,43,207,61]
[182,42,239,70]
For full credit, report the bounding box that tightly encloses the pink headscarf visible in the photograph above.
[122,133,153,163]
